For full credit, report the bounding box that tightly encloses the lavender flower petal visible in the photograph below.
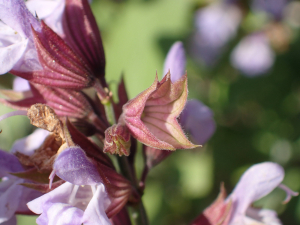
[0,0,40,37]
[0,148,42,222]
[26,0,65,37]
[53,147,102,185]
[278,183,299,203]
[0,179,22,223]
[35,211,49,225]
[245,208,282,225]
[11,129,49,156]
[0,179,16,197]
[230,33,275,76]
[81,184,111,225]
[0,23,29,74]
[16,185,43,214]
[180,100,216,145]
[195,3,241,48]
[163,42,186,82]
[0,150,23,177]
[0,0,41,73]
[26,0,93,37]
[190,3,241,66]
[27,182,75,215]
[252,0,287,19]
[42,203,84,225]
[12,77,30,92]
[28,182,111,225]
[189,32,224,66]
[228,162,284,224]
[1,216,17,225]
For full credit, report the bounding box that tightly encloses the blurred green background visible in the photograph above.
[0,0,299,224]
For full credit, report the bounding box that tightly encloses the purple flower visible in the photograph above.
[163,42,186,82]
[163,41,216,145]
[0,0,42,74]
[180,100,216,145]
[25,0,66,37]
[190,2,242,65]
[190,162,298,225]
[25,0,93,38]
[28,146,111,225]
[0,128,49,224]
[190,33,223,66]
[227,162,298,225]
[0,0,106,90]
[27,182,111,225]
[195,3,241,48]
[0,149,41,224]
[50,146,103,186]
[45,120,133,219]
[230,33,275,76]
[252,0,288,20]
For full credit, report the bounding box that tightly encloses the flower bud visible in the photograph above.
[104,124,131,156]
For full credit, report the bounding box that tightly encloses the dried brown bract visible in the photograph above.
[27,104,63,138]
[15,134,62,171]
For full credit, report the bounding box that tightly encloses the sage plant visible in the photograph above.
[0,1,297,225]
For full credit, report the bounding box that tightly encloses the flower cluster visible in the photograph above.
[190,0,296,76]
[0,1,297,225]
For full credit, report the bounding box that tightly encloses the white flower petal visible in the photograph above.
[81,184,111,225]
[0,0,40,37]
[228,162,284,224]
[27,182,75,214]
[26,0,65,37]
[46,203,83,225]
[11,129,49,156]
[245,207,282,225]
[0,37,28,74]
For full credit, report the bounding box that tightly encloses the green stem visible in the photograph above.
[94,79,149,225]
[119,156,149,225]
[117,156,135,184]
[131,201,149,225]
[94,80,116,126]
[118,157,149,225]
[103,100,116,125]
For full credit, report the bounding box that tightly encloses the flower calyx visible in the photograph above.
[121,72,199,150]
[191,184,232,225]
